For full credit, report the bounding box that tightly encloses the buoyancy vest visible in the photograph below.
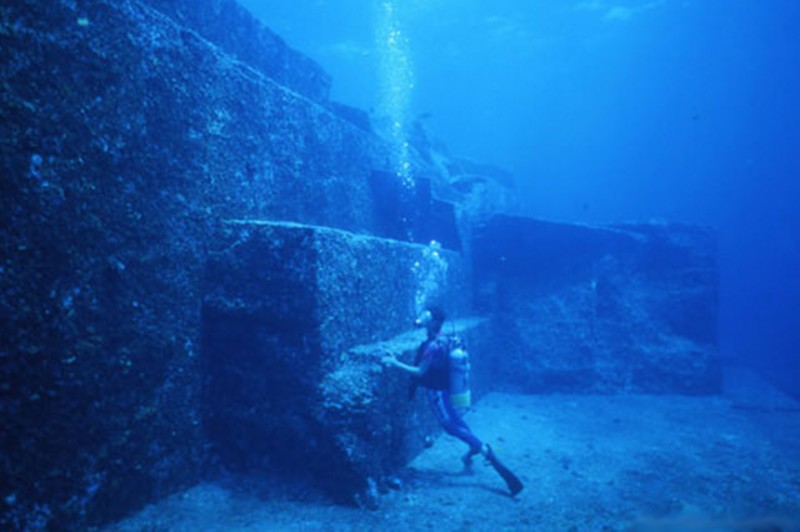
[416,335,472,408]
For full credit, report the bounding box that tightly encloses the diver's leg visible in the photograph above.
[426,390,483,454]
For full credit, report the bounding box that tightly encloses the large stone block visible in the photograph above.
[473,215,720,394]
[202,221,473,503]
[204,221,470,350]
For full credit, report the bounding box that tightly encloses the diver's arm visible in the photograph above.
[382,354,431,377]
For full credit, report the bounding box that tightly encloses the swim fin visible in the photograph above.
[485,444,524,496]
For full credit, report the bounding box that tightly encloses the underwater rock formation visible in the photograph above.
[0,0,720,528]
[201,221,478,504]
[0,0,435,528]
[473,215,721,394]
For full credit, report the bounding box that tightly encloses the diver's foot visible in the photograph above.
[462,448,480,471]
[461,451,472,468]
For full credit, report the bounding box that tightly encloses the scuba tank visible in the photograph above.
[448,339,471,409]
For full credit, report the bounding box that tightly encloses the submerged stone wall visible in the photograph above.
[473,215,721,394]
[0,0,436,528]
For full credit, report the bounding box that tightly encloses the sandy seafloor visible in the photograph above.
[107,368,800,531]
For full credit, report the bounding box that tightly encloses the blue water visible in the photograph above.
[239,0,800,397]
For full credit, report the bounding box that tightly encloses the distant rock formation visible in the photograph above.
[473,215,720,394]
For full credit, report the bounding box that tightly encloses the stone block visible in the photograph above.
[202,221,473,503]
[473,215,720,394]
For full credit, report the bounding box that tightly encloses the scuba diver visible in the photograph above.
[381,306,524,497]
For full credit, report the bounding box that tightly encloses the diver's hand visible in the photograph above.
[380,355,422,376]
